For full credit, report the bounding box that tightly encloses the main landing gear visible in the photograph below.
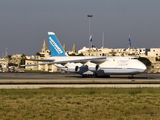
[82,74,110,78]
[82,74,97,78]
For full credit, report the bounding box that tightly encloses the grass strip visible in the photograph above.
[0,88,160,120]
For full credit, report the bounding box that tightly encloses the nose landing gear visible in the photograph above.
[127,75,134,79]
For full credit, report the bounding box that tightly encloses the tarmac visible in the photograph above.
[1,72,160,89]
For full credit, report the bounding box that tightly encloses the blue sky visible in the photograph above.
[0,0,160,56]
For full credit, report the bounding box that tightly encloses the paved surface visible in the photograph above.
[1,84,160,89]
[0,72,160,89]
[1,72,160,79]
[0,72,160,81]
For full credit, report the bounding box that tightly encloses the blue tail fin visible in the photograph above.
[48,32,67,57]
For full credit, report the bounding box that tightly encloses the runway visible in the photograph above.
[1,72,160,89]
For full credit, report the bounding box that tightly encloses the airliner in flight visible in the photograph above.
[22,32,147,78]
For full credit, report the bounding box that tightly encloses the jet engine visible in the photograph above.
[88,64,100,71]
[85,62,100,71]
[67,66,80,72]
[65,63,81,72]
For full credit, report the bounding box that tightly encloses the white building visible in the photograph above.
[126,48,148,56]
[0,58,5,66]
[148,48,160,57]
[78,47,97,54]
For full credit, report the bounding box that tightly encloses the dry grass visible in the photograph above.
[0,88,160,120]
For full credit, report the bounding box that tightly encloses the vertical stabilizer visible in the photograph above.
[48,32,67,57]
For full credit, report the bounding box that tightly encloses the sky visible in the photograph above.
[0,0,160,57]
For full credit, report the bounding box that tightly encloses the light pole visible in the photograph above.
[87,15,93,56]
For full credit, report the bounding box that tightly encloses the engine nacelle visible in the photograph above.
[75,66,80,72]
[85,62,100,71]
[88,64,100,71]
[67,66,80,72]
[65,63,81,72]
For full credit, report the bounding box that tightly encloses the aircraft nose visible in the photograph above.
[140,62,147,72]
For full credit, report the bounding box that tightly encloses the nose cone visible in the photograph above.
[139,62,147,72]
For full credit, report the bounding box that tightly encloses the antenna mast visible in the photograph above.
[102,32,104,48]
[5,47,8,57]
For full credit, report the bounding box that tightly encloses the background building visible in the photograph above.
[148,48,160,57]
[25,40,61,72]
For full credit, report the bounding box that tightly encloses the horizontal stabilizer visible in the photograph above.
[20,61,54,67]
[25,58,55,62]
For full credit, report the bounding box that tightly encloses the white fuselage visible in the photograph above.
[99,56,146,75]
[47,56,146,76]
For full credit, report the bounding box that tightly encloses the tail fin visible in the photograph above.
[48,32,68,57]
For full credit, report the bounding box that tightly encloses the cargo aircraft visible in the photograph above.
[21,32,147,78]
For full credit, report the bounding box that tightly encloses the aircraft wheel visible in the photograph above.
[94,73,98,78]
[127,75,134,79]
[92,74,96,78]
[87,75,89,78]
[92,75,95,78]
[106,75,110,78]
[84,75,86,78]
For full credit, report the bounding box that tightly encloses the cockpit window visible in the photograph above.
[131,58,138,60]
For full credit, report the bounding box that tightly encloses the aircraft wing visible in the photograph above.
[21,57,106,67]
[54,57,107,64]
